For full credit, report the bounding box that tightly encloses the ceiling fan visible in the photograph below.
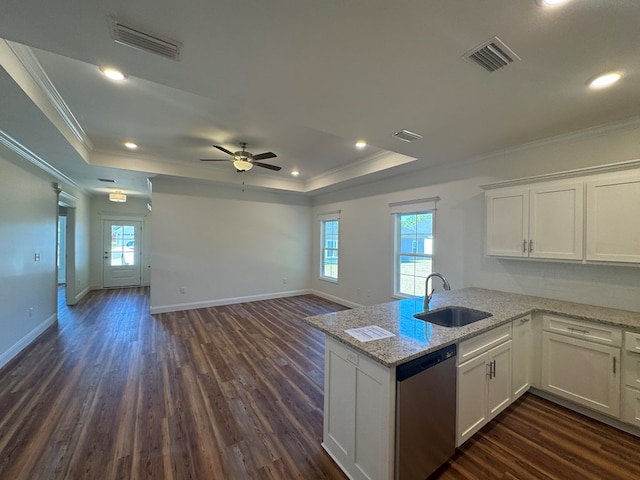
[200,142,281,172]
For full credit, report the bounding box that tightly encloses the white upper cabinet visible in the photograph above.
[484,162,640,264]
[586,173,640,263]
[486,188,528,257]
[486,182,584,260]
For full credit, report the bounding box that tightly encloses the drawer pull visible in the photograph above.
[613,357,616,374]
[568,327,590,335]
[523,240,527,253]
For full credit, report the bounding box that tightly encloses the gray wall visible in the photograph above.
[0,148,91,368]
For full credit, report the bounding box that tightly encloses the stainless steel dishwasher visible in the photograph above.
[396,343,457,479]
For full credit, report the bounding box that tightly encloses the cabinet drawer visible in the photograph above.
[625,331,640,354]
[458,323,511,365]
[542,314,621,347]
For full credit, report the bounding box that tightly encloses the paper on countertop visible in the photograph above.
[344,325,396,342]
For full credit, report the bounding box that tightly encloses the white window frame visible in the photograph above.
[319,210,340,283]
[390,197,439,299]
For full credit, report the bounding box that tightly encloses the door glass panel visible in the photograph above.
[110,224,136,266]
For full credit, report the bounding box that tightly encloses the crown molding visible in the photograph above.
[5,40,93,152]
[0,129,80,188]
[304,150,417,192]
[481,158,640,190]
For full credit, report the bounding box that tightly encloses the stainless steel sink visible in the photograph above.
[413,306,492,327]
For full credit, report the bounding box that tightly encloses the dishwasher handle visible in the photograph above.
[396,344,457,382]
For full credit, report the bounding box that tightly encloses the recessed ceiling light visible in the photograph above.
[536,0,570,6]
[124,141,138,150]
[291,170,300,177]
[100,67,126,81]
[355,140,367,149]
[588,71,623,89]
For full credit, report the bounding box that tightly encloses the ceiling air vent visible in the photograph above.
[392,129,423,143]
[464,36,520,72]
[109,16,182,60]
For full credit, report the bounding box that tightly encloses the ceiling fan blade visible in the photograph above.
[252,152,277,161]
[253,161,282,171]
[200,158,231,162]
[213,145,234,156]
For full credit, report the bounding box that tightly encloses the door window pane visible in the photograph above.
[111,225,136,266]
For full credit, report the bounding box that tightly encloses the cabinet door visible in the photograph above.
[353,361,392,480]
[486,189,528,257]
[542,332,620,417]
[487,340,512,420]
[623,387,640,427]
[512,316,532,399]
[624,352,640,389]
[586,174,640,263]
[529,183,584,260]
[323,337,394,480]
[324,343,356,458]
[456,354,489,446]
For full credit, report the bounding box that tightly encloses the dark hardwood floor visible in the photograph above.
[1,287,639,479]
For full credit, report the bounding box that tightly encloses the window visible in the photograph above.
[320,211,340,281]
[391,197,438,297]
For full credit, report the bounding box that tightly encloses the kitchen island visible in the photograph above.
[303,288,640,480]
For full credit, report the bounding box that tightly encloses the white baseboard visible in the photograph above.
[0,313,57,370]
[150,289,313,314]
[75,285,91,303]
[309,289,362,309]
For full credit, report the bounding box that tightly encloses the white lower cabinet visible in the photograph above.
[457,325,512,446]
[622,331,640,427]
[323,337,395,480]
[541,315,621,418]
[512,315,533,399]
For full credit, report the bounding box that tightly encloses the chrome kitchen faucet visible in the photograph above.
[424,273,451,309]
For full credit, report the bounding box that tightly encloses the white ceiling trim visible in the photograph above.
[304,150,417,193]
[0,129,80,188]
[1,40,93,160]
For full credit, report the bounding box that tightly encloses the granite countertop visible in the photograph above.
[303,288,640,368]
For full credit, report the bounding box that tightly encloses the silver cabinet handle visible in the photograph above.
[486,362,492,379]
[529,239,533,252]
[613,357,617,374]
[523,240,527,253]
[568,327,590,335]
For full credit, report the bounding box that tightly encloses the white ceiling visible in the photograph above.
[1,0,639,198]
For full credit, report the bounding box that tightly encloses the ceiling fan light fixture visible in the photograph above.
[109,191,127,202]
[233,159,253,171]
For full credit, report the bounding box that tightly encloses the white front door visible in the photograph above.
[103,220,142,288]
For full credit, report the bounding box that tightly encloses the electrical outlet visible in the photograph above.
[179,287,186,294]
[29,307,33,317]
[34,253,41,262]
[282,277,287,285]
